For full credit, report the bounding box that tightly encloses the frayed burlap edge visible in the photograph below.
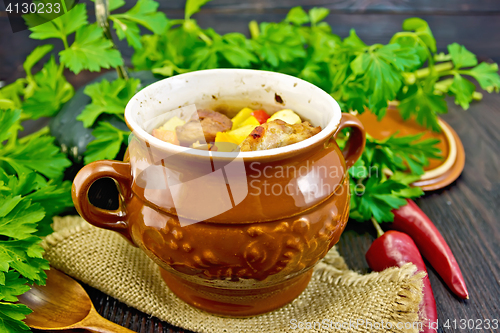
[42,216,424,333]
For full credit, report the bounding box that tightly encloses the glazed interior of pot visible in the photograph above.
[125,69,342,157]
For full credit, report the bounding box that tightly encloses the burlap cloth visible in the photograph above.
[41,216,425,333]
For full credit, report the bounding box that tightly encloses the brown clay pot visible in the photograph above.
[72,69,366,316]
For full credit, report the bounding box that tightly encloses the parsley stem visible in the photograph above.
[4,123,22,150]
[61,35,69,50]
[391,32,435,74]
[20,113,33,122]
[404,62,454,85]
[198,31,213,45]
[415,62,453,79]
[116,114,125,122]
[436,70,456,77]
[368,44,383,52]
[436,68,473,78]
[18,126,50,144]
[434,78,453,94]
[57,61,65,77]
[249,20,260,39]
[371,217,385,238]
[95,0,129,80]
[424,45,435,75]
[169,19,185,27]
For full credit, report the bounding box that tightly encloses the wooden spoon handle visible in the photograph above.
[79,310,135,333]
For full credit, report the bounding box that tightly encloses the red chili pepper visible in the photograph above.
[390,199,468,299]
[366,226,438,333]
[251,109,270,124]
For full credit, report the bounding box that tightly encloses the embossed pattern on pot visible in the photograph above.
[129,177,350,282]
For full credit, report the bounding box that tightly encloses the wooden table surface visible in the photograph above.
[2,1,499,333]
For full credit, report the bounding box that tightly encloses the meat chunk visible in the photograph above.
[152,129,180,145]
[176,109,232,145]
[240,119,321,152]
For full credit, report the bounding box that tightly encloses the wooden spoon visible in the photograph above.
[18,268,134,333]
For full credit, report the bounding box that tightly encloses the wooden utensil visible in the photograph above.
[18,268,134,333]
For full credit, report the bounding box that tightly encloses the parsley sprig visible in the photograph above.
[0,110,73,332]
[133,2,500,132]
[345,133,441,223]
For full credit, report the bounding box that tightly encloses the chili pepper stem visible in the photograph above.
[371,218,385,238]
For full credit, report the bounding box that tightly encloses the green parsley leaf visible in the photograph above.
[117,0,167,34]
[351,44,403,115]
[190,31,257,70]
[220,33,258,67]
[0,171,35,198]
[131,34,166,70]
[111,17,142,49]
[23,44,54,79]
[185,0,212,20]
[0,195,43,240]
[398,84,447,132]
[390,45,422,71]
[110,0,168,49]
[285,7,310,26]
[348,157,368,179]
[0,110,21,144]
[59,24,124,74]
[449,74,476,109]
[22,56,74,119]
[448,43,478,69]
[0,170,71,230]
[26,181,73,237]
[109,0,126,11]
[250,22,306,68]
[0,237,48,285]
[25,181,72,218]
[167,24,206,65]
[0,302,32,332]
[77,78,140,128]
[389,172,424,198]
[307,26,340,62]
[345,127,441,223]
[0,272,30,302]
[84,122,130,164]
[0,81,24,110]
[0,135,72,180]
[352,176,408,222]
[390,35,428,65]
[0,187,49,285]
[468,62,500,93]
[308,7,330,25]
[299,61,329,91]
[364,133,442,175]
[26,3,87,41]
[402,17,436,53]
[343,29,367,50]
[152,60,189,77]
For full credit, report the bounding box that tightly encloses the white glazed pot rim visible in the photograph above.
[125,69,342,159]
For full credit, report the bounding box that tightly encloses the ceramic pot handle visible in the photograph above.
[333,113,366,169]
[72,160,133,243]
